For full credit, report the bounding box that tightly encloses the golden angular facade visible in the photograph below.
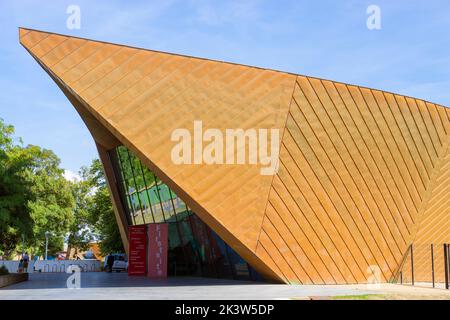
[20,28,449,284]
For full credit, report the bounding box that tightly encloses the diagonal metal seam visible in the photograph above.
[326,82,413,276]
[302,78,404,264]
[368,89,422,226]
[403,96,436,169]
[380,91,428,198]
[58,41,108,78]
[358,87,421,215]
[254,75,298,255]
[391,136,449,281]
[409,137,449,244]
[286,95,377,279]
[125,64,276,150]
[275,155,359,283]
[93,52,181,112]
[322,83,412,242]
[78,49,142,98]
[417,207,449,243]
[265,188,325,283]
[64,45,124,85]
[20,31,50,50]
[71,46,131,92]
[34,36,70,61]
[291,86,389,276]
[341,86,418,271]
[18,27,31,39]
[278,132,368,282]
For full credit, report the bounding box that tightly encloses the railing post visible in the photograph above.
[410,244,414,286]
[448,245,450,289]
[431,244,435,288]
[445,244,449,290]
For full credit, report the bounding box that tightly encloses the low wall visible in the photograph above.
[0,260,102,273]
[0,273,28,288]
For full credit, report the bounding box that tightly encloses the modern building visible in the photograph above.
[20,28,449,284]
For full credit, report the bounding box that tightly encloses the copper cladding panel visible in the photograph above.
[20,28,450,284]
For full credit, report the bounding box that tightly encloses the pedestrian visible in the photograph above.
[23,252,29,273]
[23,259,29,273]
[18,259,24,273]
[106,254,114,273]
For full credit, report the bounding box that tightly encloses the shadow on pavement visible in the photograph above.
[1,272,270,290]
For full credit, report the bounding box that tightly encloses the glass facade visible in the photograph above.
[109,146,262,281]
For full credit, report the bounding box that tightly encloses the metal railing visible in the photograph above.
[394,243,449,289]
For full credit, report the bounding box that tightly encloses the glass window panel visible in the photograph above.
[110,145,262,280]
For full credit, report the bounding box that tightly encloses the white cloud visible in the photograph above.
[63,169,81,182]
[190,0,262,26]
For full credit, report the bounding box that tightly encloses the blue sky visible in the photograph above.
[0,0,449,177]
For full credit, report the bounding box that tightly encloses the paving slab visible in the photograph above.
[0,273,448,300]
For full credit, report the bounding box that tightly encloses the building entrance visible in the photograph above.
[166,213,261,281]
[112,146,262,281]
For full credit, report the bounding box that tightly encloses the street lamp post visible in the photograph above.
[45,231,50,260]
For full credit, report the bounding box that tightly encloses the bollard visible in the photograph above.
[410,245,414,286]
[431,244,435,288]
[445,244,449,290]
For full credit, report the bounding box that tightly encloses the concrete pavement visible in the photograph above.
[0,273,449,300]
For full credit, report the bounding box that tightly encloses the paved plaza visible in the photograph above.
[1,273,449,300]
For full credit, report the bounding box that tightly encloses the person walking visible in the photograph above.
[18,259,24,273]
[23,252,29,273]
[106,254,114,273]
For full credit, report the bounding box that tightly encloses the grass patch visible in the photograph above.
[332,294,383,300]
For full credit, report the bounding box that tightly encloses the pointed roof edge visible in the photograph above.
[20,39,285,281]
[18,27,449,109]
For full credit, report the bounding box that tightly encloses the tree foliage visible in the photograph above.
[0,119,74,258]
[84,159,124,256]
[0,120,31,257]
[0,118,123,259]
[65,175,92,258]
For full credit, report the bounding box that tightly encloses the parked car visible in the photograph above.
[103,253,128,272]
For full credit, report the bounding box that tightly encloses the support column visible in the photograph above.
[96,143,130,255]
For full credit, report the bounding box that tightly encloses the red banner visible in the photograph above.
[128,225,147,276]
[147,223,168,278]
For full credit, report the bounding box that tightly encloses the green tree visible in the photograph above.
[0,120,32,257]
[90,186,124,255]
[0,119,75,258]
[85,159,124,255]
[66,170,94,259]
[22,145,74,257]
[0,118,124,259]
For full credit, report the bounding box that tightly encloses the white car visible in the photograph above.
[104,253,128,272]
[112,257,128,272]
